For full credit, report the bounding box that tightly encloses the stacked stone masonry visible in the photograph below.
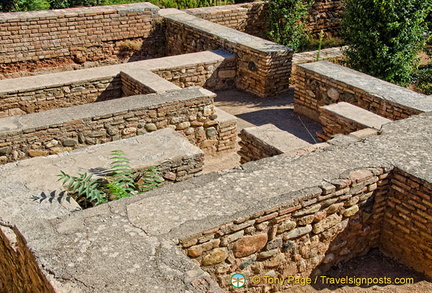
[0,3,164,79]
[186,1,343,38]
[180,167,392,291]
[163,11,293,97]
[318,102,392,141]
[294,61,429,121]
[238,128,283,164]
[238,124,312,164]
[0,87,236,164]
[0,76,122,118]
[152,57,237,91]
[307,0,343,37]
[0,50,235,118]
[185,3,267,38]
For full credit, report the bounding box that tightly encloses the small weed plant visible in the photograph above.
[58,150,163,208]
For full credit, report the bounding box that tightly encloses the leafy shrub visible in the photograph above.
[267,0,315,52]
[58,150,164,207]
[341,0,431,85]
[411,65,432,95]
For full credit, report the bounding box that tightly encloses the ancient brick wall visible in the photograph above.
[238,129,283,164]
[307,0,343,37]
[186,1,343,39]
[0,51,234,118]
[0,88,226,164]
[152,57,237,90]
[0,222,55,293]
[317,103,392,141]
[381,169,432,277]
[180,167,390,291]
[164,11,292,98]
[0,76,122,118]
[294,62,425,121]
[185,3,267,38]
[0,3,164,79]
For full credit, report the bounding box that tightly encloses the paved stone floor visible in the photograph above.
[203,88,322,173]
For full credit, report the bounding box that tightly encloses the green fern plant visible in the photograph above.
[57,150,164,207]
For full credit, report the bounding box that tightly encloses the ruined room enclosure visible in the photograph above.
[0,2,431,293]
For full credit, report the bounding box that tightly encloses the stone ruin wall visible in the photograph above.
[181,166,432,291]
[238,128,283,164]
[185,2,268,38]
[0,55,235,118]
[186,1,343,38]
[294,62,425,122]
[307,0,343,37]
[0,1,344,80]
[0,89,223,164]
[0,222,55,293]
[164,12,293,97]
[0,76,122,118]
[383,169,432,277]
[0,3,164,79]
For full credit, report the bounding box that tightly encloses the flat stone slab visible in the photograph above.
[244,124,311,153]
[322,102,392,129]
[299,61,432,113]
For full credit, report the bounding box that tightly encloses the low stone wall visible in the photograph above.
[213,107,238,153]
[0,3,164,79]
[152,55,236,90]
[185,2,267,38]
[318,102,392,141]
[0,76,122,118]
[0,87,225,164]
[382,168,432,276]
[163,10,293,98]
[186,1,343,39]
[238,124,311,164]
[0,50,233,118]
[0,222,56,293]
[294,61,432,121]
[180,167,390,291]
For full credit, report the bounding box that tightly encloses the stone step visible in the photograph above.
[238,123,311,163]
[319,102,392,139]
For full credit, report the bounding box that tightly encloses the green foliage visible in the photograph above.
[267,0,315,52]
[57,150,163,207]
[341,0,431,85]
[411,65,432,95]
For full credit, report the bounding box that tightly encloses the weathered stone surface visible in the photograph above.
[145,123,157,132]
[28,150,48,157]
[284,225,312,240]
[202,248,228,266]
[327,87,339,101]
[343,205,359,217]
[233,233,268,258]
[266,238,282,250]
[277,220,296,234]
[62,138,78,147]
[313,213,342,234]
